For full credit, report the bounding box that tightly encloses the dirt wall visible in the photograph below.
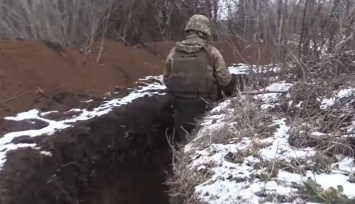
[0,92,174,204]
[0,40,165,118]
[0,38,278,119]
[141,39,279,67]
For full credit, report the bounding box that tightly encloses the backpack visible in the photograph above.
[165,44,218,100]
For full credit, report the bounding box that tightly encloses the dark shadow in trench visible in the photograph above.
[0,94,176,204]
[89,163,170,204]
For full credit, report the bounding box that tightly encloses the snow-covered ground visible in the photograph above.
[178,67,355,203]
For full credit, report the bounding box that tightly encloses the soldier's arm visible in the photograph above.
[210,47,232,86]
[210,47,237,96]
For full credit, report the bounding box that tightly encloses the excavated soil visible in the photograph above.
[141,39,277,66]
[0,39,276,118]
[0,40,165,118]
[0,92,175,204]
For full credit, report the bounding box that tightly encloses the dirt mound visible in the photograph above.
[0,40,165,118]
[0,38,278,119]
[141,40,278,67]
[0,91,174,204]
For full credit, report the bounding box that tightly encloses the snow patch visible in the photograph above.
[40,151,53,157]
[263,81,293,92]
[0,75,166,168]
[320,88,355,109]
[254,81,293,104]
[229,63,282,75]
[260,118,315,161]
[190,117,319,204]
[183,77,355,203]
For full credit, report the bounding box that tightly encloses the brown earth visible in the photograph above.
[0,38,277,118]
[141,39,278,66]
[0,40,165,118]
[0,91,175,204]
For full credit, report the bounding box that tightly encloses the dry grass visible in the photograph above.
[166,150,206,204]
[284,68,355,158]
[166,89,284,203]
[187,94,277,150]
[168,49,355,203]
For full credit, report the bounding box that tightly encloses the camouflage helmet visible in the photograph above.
[184,14,212,36]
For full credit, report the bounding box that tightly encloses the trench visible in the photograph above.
[0,93,178,204]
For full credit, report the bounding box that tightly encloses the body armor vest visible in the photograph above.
[166,45,218,100]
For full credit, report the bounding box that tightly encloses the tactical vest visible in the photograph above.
[166,45,218,100]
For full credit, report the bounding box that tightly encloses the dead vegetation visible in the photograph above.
[166,85,286,203]
[167,35,355,202]
[186,94,277,149]
[283,57,355,158]
[166,151,204,204]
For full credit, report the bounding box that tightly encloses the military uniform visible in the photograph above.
[163,14,237,143]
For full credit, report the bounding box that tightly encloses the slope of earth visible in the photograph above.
[0,39,276,119]
[0,65,256,204]
[0,40,165,118]
[138,40,279,67]
[0,76,174,204]
[169,64,355,204]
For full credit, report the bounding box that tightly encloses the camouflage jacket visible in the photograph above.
[163,33,232,89]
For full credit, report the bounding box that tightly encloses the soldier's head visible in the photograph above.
[185,14,212,40]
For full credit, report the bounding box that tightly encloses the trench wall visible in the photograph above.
[0,93,174,204]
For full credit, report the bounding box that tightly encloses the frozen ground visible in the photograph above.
[181,71,355,203]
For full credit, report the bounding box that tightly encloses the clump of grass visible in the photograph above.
[166,149,209,204]
[189,95,276,150]
[303,178,354,203]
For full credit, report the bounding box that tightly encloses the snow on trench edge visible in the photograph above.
[186,81,355,204]
[0,76,166,168]
[0,64,276,169]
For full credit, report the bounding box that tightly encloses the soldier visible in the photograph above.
[163,14,238,143]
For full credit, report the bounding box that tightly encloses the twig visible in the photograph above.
[96,0,113,64]
[0,91,31,103]
[96,39,105,64]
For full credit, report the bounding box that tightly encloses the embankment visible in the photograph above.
[0,78,175,204]
[0,40,165,118]
[0,39,276,118]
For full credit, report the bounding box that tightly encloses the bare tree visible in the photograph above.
[0,0,353,59]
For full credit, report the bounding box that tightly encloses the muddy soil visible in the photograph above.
[0,92,174,204]
[0,40,165,118]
